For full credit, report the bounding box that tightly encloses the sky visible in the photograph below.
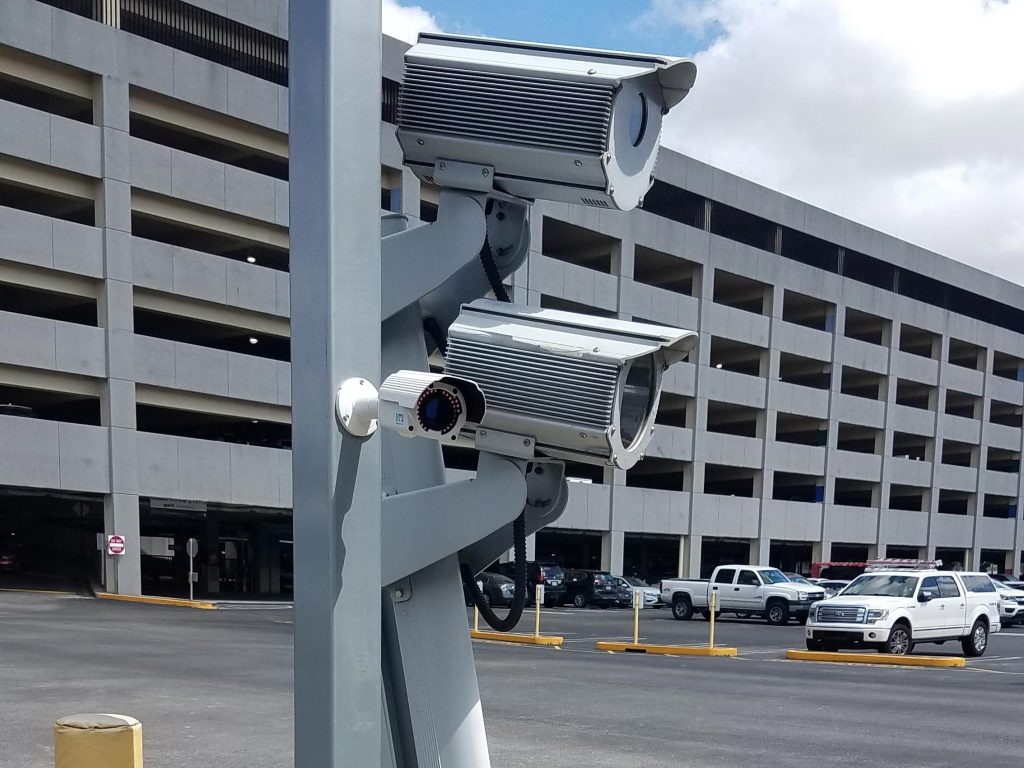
[382,0,1024,285]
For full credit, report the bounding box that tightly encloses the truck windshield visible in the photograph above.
[842,574,919,598]
[760,569,789,584]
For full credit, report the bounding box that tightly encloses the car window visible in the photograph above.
[844,574,919,598]
[737,570,760,586]
[960,574,996,593]
[714,568,736,584]
[919,576,938,595]
[760,569,790,584]
[936,575,961,598]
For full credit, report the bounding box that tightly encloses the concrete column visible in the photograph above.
[600,530,624,574]
[684,534,703,578]
[102,494,140,593]
[204,517,221,593]
[812,540,832,566]
[676,535,686,578]
[873,543,887,559]
[95,75,141,596]
[751,538,770,565]
[524,533,537,561]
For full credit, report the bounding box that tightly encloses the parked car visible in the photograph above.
[989,573,1024,590]
[819,580,851,598]
[493,561,566,607]
[661,565,826,625]
[469,572,519,607]
[992,580,1024,627]
[805,570,1001,656]
[784,573,816,586]
[0,548,19,573]
[563,569,619,608]
[611,576,660,608]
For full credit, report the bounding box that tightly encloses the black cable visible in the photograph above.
[479,235,511,303]
[462,512,527,632]
[459,224,526,632]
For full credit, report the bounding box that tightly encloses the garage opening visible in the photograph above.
[769,541,813,575]
[534,529,603,571]
[935,547,968,571]
[623,534,680,584]
[0,488,103,592]
[699,538,751,578]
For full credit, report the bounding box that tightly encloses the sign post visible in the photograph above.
[290,1,382,766]
[186,538,199,601]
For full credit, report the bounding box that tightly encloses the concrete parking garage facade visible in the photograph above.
[0,0,1021,596]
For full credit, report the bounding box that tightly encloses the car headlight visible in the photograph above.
[866,609,888,623]
[798,591,808,601]
[809,604,818,621]
[500,584,514,596]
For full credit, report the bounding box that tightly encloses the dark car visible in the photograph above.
[494,561,566,607]
[563,569,619,608]
[0,549,19,573]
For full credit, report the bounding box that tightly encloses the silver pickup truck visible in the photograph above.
[661,565,826,625]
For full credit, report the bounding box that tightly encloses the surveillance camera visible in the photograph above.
[443,300,697,469]
[379,370,486,441]
[397,33,697,211]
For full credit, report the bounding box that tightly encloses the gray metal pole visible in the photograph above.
[289,2,382,767]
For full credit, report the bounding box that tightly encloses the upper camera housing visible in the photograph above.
[443,300,697,469]
[397,33,697,211]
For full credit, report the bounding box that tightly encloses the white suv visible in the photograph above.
[805,570,1001,657]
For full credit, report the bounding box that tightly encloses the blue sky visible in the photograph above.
[406,0,716,57]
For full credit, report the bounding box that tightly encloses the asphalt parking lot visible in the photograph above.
[3,592,1024,767]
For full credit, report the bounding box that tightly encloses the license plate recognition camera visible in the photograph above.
[397,33,698,210]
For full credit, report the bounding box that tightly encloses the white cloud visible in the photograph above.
[382,0,441,45]
[641,0,1024,283]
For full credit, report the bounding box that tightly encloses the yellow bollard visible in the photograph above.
[474,605,479,632]
[633,589,640,646]
[534,584,542,638]
[709,591,716,649]
[54,714,142,768]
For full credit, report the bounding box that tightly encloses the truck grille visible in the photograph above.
[817,606,866,623]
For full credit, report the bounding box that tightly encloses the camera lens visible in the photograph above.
[628,92,648,148]
[416,386,463,435]
[619,356,654,447]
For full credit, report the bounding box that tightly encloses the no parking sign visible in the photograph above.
[106,534,126,556]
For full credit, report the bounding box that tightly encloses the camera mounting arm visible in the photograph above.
[381,187,530,323]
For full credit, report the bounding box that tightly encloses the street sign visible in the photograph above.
[106,535,126,556]
[185,538,199,557]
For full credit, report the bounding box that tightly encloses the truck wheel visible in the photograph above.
[880,622,913,655]
[961,620,988,657]
[766,601,789,626]
[671,595,693,621]
[573,593,587,609]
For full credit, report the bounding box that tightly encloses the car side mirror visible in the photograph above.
[918,590,934,603]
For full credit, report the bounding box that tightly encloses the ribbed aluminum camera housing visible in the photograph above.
[397,34,697,211]
[444,300,696,469]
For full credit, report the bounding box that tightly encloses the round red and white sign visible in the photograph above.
[106,534,126,556]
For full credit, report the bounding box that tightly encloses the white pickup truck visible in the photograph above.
[661,565,826,625]
[804,569,1002,656]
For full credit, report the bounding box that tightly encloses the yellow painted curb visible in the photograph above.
[0,587,75,595]
[595,641,738,657]
[470,630,563,646]
[786,650,965,668]
[96,593,217,610]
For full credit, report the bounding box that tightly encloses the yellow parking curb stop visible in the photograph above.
[96,593,217,610]
[595,641,737,657]
[470,630,563,646]
[786,650,965,667]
